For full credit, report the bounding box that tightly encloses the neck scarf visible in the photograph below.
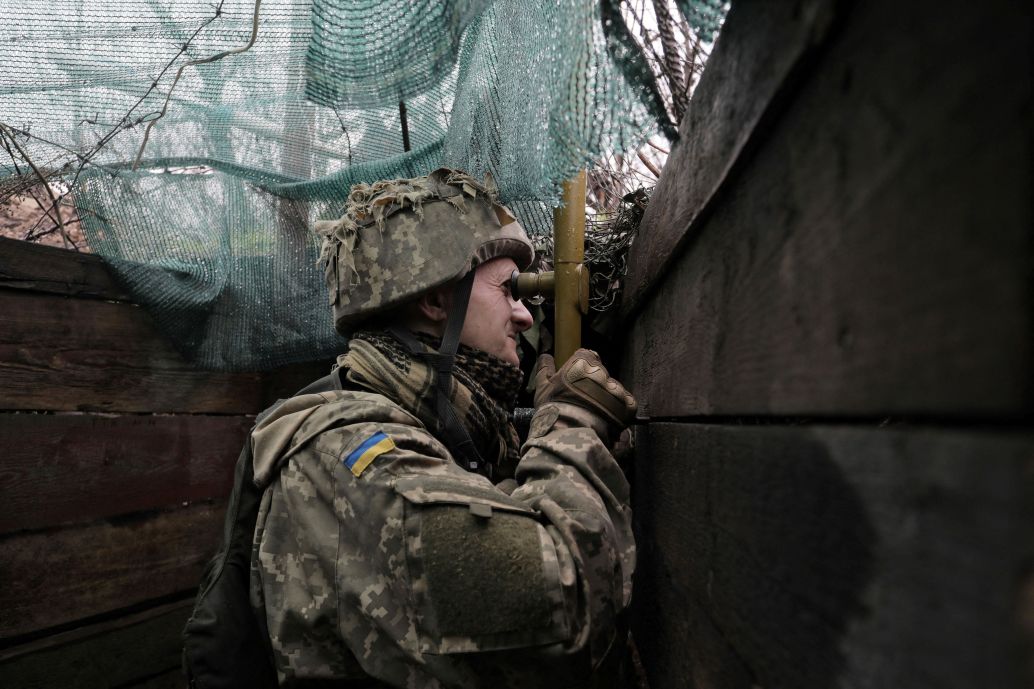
[341,330,524,478]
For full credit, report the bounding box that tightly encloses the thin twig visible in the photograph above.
[399,100,411,152]
[636,149,662,178]
[4,127,116,174]
[438,92,451,128]
[331,107,354,164]
[646,139,669,154]
[79,4,230,181]
[0,123,70,248]
[0,142,66,240]
[133,0,262,169]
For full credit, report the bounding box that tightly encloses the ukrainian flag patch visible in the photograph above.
[344,431,395,477]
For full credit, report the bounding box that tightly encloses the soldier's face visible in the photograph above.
[460,257,534,366]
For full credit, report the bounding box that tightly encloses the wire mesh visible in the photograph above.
[0,0,725,369]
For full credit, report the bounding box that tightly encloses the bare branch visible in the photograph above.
[646,139,670,154]
[331,107,355,165]
[0,124,70,248]
[133,0,263,169]
[636,149,662,178]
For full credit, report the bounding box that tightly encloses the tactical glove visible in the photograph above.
[533,350,637,436]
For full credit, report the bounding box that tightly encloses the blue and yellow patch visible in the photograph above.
[343,431,396,477]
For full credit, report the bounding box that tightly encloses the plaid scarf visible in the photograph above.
[341,330,523,478]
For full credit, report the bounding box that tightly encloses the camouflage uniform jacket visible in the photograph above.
[249,385,635,688]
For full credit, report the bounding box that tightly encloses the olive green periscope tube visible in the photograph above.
[552,171,587,365]
[509,171,588,365]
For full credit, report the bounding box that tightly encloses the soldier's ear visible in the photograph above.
[414,285,451,325]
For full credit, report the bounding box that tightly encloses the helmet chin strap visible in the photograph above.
[388,270,488,475]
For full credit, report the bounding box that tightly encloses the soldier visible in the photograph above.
[249,168,637,688]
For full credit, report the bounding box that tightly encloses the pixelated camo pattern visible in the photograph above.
[345,330,523,477]
[248,383,634,687]
[314,167,534,331]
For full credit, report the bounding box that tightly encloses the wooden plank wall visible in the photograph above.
[620,1,1032,688]
[0,238,331,688]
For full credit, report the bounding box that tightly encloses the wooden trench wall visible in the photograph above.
[619,1,1031,688]
[0,239,327,687]
[0,0,1030,687]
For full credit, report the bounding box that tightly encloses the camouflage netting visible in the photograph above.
[0,0,725,370]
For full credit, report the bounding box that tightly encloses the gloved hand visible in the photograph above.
[533,349,637,431]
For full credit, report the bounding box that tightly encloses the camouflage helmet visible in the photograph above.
[315,168,534,333]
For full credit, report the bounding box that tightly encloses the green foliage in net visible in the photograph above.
[1,0,723,370]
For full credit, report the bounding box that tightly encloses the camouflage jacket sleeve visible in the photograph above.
[251,391,633,688]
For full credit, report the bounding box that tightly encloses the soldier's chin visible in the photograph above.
[502,341,520,366]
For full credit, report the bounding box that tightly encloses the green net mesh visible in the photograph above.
[1,0,720,370]
[674,0,725,43]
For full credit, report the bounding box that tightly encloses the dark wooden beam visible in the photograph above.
[0,412,247,532]
[0,599,192,688]
[0,502,224,639]
[0,286,335,414]
[0,288,270,413]
[0,237,128,301]
[622,0,1031,419]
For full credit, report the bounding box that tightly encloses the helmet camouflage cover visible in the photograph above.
[316,167,534,333]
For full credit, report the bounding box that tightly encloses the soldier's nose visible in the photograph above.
[512,299,533,331]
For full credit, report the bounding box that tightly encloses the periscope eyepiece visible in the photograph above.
[509,269,555,305]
